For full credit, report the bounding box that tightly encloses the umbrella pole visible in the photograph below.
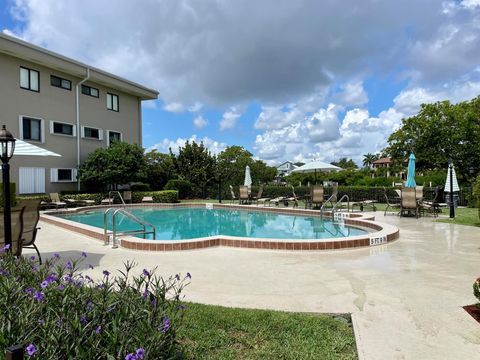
[314,170,317,185]
[449,161,455,218]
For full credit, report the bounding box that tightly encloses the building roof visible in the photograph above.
[0,33,158,100]
[372,157,392,164]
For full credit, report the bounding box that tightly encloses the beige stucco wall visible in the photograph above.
[0,52,142,194]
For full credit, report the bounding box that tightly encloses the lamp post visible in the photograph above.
[0,125,16,250]
[448,158,454,219]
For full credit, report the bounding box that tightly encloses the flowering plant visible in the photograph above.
[474,277,480,305]
[0,248,190,359]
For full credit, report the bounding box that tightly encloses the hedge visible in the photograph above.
[0,183,16,207]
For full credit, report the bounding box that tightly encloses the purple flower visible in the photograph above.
[57,284,65,291]
[0,268,9,276]
[66,261,73,270]
[186,272,192,279]
[29,255,36,261]
[142,269,150,277]
[85,275,93,283]
[25,287,34,295]
[178,304,186,310]
[175,274,180,281]
[136,348,145,359]
[86,301,94,311]
[80,315,88,325]
[56,318,63,327]
[88,264,94,270]
[63,274,72,283]
[0,244,11,253]
[40,281,49,289]
[53,253,60,259]
[26,343,36,356]
[142,290,150,299]
[103,270,110,277]
[95,325,102,334]
[160,317,171,333]
[125,354,136,360]
[33,291,44,302]
[81,251,87,258]
[38,319,45,325]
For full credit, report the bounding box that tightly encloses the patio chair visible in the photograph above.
[18,199,42,263]
[252,185,271,206]
[420,186,440,217]
[400,187,419,218]
[309,185,324,209]
[415,186,424,201]
[352,199,377,212]
[123,191,132,204]
[384,187,401,215]
[239,186,250,204]
[0,206,25,257]
[229,185,238,204]
[49,193,67,209]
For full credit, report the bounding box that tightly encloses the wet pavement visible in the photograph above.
[31,212,480,359]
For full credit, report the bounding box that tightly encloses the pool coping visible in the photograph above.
[40,203,399,251]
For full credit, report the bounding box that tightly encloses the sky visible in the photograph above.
[1,0,480,166]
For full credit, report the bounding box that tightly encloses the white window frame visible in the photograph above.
[19,115,45,143]
[81,126,103,141]
[19,167,45,194]
[50,120,76,137]
[106,130,123,146]
[50,168,77,183]
[107,93,119,112]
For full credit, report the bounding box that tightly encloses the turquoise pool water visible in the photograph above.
[58,208,368,240]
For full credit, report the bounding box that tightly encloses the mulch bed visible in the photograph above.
[463,304,480,324]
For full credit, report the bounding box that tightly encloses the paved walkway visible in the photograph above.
[30,213,480,359]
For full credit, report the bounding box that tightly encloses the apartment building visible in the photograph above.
[0,33,158,194]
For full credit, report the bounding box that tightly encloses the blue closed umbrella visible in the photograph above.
[405,153,416,188]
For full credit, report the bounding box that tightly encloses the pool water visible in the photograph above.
[59,208,368,240]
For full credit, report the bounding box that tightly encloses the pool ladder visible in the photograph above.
[321,194,350,221]
[103,207,156,248]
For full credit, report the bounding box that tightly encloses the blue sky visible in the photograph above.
[2,0,480,165]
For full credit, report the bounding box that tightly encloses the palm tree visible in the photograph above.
[363,153,377,169]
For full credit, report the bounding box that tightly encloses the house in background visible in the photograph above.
[275,161,299,183]
[0,33,158,194]
[372,157,393,177]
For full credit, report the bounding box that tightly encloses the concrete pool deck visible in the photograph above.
[28,212,479,359]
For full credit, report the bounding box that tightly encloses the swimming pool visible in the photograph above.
[58,207,369,240]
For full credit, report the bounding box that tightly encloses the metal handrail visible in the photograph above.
[331,195,350,215]
[103,207,156,248]
[108,191,125,206]
[320,193,337,219]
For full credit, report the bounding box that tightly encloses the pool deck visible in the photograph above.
[29,212,480,359]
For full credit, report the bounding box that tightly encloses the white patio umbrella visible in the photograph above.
[244,165,252,191]
[14,139,61,157]
[291,160,341,183]
[445,163,460,192]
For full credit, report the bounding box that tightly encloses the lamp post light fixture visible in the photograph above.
[448,158,454,219]
[0,125,16,250]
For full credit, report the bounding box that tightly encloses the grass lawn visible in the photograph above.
[435,207,480,227]
[178,303,357,360]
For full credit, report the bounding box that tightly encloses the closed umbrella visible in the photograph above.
[405,153,416,188]
[445,164,460,192]
[244,165,252,192]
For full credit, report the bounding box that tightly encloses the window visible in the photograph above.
[81,126,103,140]
[107,93,119,112]
[50,121,75,136]
[81,85,99,98]
[50,75,71,90]
[19,167,45,194]
[21,117,43,141]
[20,67,39,92]
[50,168,77,182]
[107,130,122,146]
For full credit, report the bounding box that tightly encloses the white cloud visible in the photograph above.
[219,107,242,130]
[188,102,204,112]
[149,135,227,155]
[163,102,185,113]
[334,81,368,106]
[193,115,208,129]
[461,0,480,9]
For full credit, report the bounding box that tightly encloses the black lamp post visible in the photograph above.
[448,158,454,219]
[0,125,16,250]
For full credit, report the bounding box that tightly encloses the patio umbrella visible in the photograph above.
[14,139,61,157]
[291,160,341,183]
[405,153,416,188]
[244,165,252,190]
[445,163,460,192]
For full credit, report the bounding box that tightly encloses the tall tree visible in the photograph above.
[384,96,480,181]
[332,158,358,170]
[362,153,378,169]
[171,141,216,197]
[144,150,175,190]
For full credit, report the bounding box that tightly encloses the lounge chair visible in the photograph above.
[142,196,153,203]
[400,187,420,218]
[252,185,271,206]
[352,200,377,211]
[384,187,401,215]
[49,193,67,209]
[18,199,42,263]
[420,186,440,217]
[0,206,25,257]
[308,185,324,209]
[101,197,113,205]
[229,185,238,204]
[239,186,250,204]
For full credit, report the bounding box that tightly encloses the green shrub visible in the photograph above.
[60,193,105,205]
[132,190,179,204]
[164,180,193,199]
[473,175,480,218]
[130,183,151,191]
[474,277,480,305]
[0,182,16,207]
[0,249,189,359]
